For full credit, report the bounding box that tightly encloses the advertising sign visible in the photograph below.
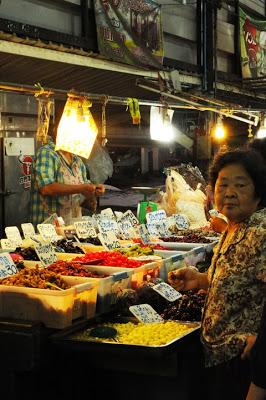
[240,7,266,78]
[94,0,163,68]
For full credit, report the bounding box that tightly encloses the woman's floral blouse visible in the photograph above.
[201,208,266,367]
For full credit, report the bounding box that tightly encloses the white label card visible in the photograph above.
[117,219,133,240]
[1,239,14,250]
[209,209,219,217]
[21,223,35,239]
[34,242,57,266]
[0,253,18,279]
[37,224,58,242]
[146,223,159,236]
[98,218,119,235]
[128,227,138,239]
[172,214,190,229]
[156,221,170,238]
[152,282,182,302]
[129,304,164,323]
[139,224,150,244]
[98,231,120,251]
[5,226,23,247]
[101,208,116,219]
[146,210,167,224]
[74,221,97,239]
[123,210,139,227]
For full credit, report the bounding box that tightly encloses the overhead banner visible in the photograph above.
[94,0,164,69]
[240,7,266,78]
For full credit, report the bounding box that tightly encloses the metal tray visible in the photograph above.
[50,316,200,358]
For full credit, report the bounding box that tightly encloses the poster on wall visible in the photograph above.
[94,0,164,68]
[239,7,266,78]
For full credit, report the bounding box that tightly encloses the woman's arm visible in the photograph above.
[40,182,95,197]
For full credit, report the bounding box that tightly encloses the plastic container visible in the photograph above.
[83,259,163,290]
[62,267,133,314]
[154,250,186,259]
[0,276,98,329]
[159,247,207,281]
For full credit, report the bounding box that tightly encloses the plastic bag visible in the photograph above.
[158,167,208,228]
[84,139,113,183]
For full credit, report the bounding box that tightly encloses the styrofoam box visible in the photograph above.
[61,267,133,315]
[0,276,98,329]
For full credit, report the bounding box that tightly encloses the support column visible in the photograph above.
[141,147,149,174]
[152,147,159,171]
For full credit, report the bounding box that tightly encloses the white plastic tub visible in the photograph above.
[0,276,98,329]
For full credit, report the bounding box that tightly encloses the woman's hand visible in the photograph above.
[81,183,96,197]
[95,184,105,196]
[168,267,208,291]
[241,335,257,360]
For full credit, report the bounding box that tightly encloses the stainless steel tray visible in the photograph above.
[50,316,200,358]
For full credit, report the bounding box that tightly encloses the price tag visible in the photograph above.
[146,210,167,224]
[57,216,65,226]
[209,209,219,217]
[117,219,133,240]
[146,223,159,236]
[101,208,116,219]
[5,226,23,247]
[21,223,35,239]
[172,214,190,229]
[152,282,182,302]
[74,221,97,239]
[0,253,18,279]
[37,224,58,242]
[128,227,138,239]
[98,231,120,251]
[156,221,170,238]
[129,304,164,323]
[1,239,14,250]
[114,211,123,220]
[98,218,119,235]
[139,224,150,244]
[82,216,93,221]
[34,242,57,266]
[123,210,139,227]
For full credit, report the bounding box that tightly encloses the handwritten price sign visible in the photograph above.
[34,242,57,266]
[129,304,164,323]
[74,221,97,239]
[152,282,182,302]
[0,253,18,279]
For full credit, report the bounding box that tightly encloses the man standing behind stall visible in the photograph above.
[31,112,104,226]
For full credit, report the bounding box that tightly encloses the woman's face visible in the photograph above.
[214,163,260,223]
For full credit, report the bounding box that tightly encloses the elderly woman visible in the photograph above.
[169,148,266,400]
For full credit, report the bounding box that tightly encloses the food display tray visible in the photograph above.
[50,316,200,358]
[152,241,212,250]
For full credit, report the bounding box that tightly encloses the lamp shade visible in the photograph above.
[56,96,98,158]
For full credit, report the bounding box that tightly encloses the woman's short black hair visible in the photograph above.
[209,148,266,207]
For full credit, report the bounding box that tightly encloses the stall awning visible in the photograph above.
[0,37,200,101]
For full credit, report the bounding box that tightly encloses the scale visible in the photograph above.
[131,186,160,224]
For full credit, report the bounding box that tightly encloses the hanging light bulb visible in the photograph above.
[150,106,175,141]
[56,95,98,158]
[256,115,266,139]
[213,115,226,140]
